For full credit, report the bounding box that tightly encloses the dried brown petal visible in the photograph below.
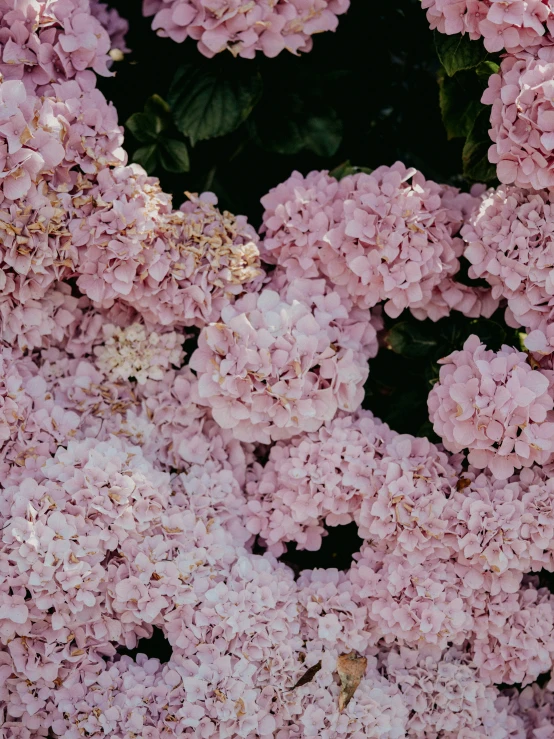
[337,651,367,711]
[291,660,322,689]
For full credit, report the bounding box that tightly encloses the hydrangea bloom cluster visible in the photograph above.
[462,182,554,358]
[244,409,458,562]
[421,0,554,53]
[90,0,130,56]
[481,52,554,190]
[260,163,498,321]
[420,2,554,190]
[428,334,554,479]
[0,0,117,87]
[142,0,350,58]
[4,1,554,735]
[190,277,381,443]
[382,645,526,737]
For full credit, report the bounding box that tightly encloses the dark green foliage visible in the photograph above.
[168,62,263,145]
[462,107,497,182]
[438,68,484,140]
[434,31,489,76]
[126,95,190,173]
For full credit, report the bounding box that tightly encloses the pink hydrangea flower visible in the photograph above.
[0,0,115,92]
[90,0,130,56]
[356,433,458,564]
[463,183,554,342]
[422,0,552,54]
[190,279,380,443]
[382,644,526,738]
[503,683,554,737]
[349,546,476,649]
[143,0,350,59]
[482,51,554,190]
[447,467,532,574]
[73,172,263,326]
[261,163,492,321]
[471,577,554,685]
[428,334,554,479]
[0,80,65,203]
[244,410,393,554]
[93,322,185,384]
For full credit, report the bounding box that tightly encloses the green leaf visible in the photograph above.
[302,111,343,157]
[126,96,172,144]
[387,322,438,358]
[434,31,489,76]
[158,138,190,173]
[253,92,343,157]
[254,114,305,155]
[330,161,373,180]
[462,107,496,182]
[475,60,500,79]
[168,63,263,145]
[438,68,484,140]
[125,112,160,143]
[145,94,171,118]
[132,144,158,174]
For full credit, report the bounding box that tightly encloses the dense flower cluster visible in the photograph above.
[142,0,350,58]
[428,334,554,479]
[244,410,457,560]
[463,185,554,337]
[261,163,498,322]
[190,277,381,443]
[420,0,554,192]
[481,52,554,190]
[93,322,185,383]
[421,0,554,54]
[4,0,554,736]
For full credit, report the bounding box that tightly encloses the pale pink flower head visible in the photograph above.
[0,81,64,202]
[244,409,394,555]
[481,52,554,190]
[261,163,476,320]
[349,546,475,649]
[90,0,130,56]
[0,434,174,683]
[447,467,531,574]
[422,0,551,54]
[190,279,379,444]
[297,568,377,654]
[0,284,82,352]
[503,683,554,737]
[428,334,554,479]
[356,433,459,563]
[0,0,115,91]
[74,174,263,327]
[143,0,350,59]
[471,576,554,686]
[463,183,554,339]
[382,644,525,737]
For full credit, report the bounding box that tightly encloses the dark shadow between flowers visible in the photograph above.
[117,626,173,663]
[276,522,363,579]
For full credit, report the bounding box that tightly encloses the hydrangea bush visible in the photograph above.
[1,0,554,735]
